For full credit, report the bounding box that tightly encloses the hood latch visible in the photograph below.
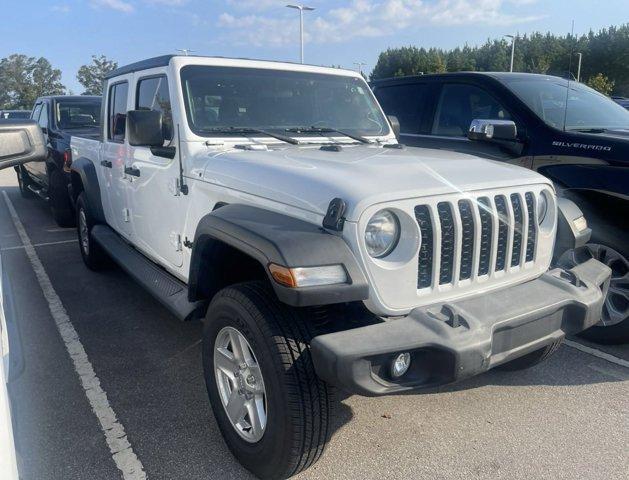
[323,198,347,232]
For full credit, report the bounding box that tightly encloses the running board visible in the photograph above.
[91,225,205,321]
[27,184,49,201]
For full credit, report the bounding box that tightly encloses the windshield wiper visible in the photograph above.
[200,126,300,145]
[286,126,373,144]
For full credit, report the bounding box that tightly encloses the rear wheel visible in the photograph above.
[496,340,562,371]
[202,281,333,480]
[76,193,109,271]
[558,244,629,344]
[16,166,34,199]
[49,169,75,228]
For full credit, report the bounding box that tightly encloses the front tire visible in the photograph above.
[558,244,629,344]
[202,282,333,480]
[496,340,562,371]
[76,193,108,271]
[49,169,75,228]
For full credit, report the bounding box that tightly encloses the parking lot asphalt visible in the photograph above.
[1,168,628,480]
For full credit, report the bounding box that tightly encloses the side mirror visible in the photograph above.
[468,119,517,142]
[387,115,400,140]
[0,119,46,170]
[127,110,164,147]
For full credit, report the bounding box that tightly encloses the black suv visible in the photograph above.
[372,72,629,344]
[17,95,101,227]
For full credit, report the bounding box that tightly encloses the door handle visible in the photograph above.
[100,160,112,168]
[124,166,141,177]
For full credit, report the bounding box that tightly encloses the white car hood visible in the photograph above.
[198,144,549,221]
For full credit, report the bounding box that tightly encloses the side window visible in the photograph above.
[432,84,512,137]
[108,82,129,142]
[38,103,49,130]
[374,83,428,134]
[31,103,43,122]
[136,76,173,141]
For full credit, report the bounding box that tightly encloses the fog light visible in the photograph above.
[391,352,411,378]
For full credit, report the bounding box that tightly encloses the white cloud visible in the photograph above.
[90,0,134,13]
[51,4,71,13]
[217,0,546,46]
[145,0,189,5]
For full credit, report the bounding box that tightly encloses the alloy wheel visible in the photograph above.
[214,326,267,443]
[559,243,629,327]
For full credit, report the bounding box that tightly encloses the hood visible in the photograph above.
[198,144,549,221]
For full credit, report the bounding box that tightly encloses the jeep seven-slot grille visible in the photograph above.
[415,191,538,290]
[525,193,536,262]
[414,205,433,289]
[437,202,455,285]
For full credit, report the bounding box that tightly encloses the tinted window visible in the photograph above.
[56,101,101,129]
[39,103,49,130]
[374,83,428,134]
[432,84,512,137]
[502,77,629,131]
[181,66,389,137]
[108,82,129,142]
[31,103,42,122]
[136,76,173,141]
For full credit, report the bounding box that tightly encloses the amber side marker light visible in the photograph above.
[268,263,348,288]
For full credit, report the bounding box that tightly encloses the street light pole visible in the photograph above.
[353,62,367,76]
[504,34,516,72]
[286,4,315,64]
[576,52,583,82]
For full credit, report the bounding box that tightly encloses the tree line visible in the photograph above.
[0,55,117,110]
[371,24,629,96]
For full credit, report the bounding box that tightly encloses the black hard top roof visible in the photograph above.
[371,71,567,86]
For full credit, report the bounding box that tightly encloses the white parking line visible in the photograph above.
[564,339,629,369]
[2,191,146,480]
[1,239,77,252]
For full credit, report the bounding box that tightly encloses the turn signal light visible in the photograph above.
[268,263,348,288]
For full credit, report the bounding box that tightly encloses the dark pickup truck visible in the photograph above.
[372,72,629,344]
[16,95,101,227]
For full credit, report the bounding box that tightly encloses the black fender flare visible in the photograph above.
[188,204,369,307]
[70,157,106,223]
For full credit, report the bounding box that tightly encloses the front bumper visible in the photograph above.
[310,259,611,396]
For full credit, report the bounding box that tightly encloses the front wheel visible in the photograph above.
[202,282,333,480]
[49,169,75,228]
[76,193,109,271]
[558,244,629,344]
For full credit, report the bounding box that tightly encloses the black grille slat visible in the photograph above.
[415,205,433,289]
[510,194,523,267]
[525,192,536,262]
[494,195,509,271]
[458,200,474,280]
[477,197,493,276]
[438,202,455,284]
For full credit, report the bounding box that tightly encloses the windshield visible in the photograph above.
[180,66,389,138]
[502,77,629,131]
[55,100,101,129]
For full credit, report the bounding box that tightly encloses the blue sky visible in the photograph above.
[1,0,626,93]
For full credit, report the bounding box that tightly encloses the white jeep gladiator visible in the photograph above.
[69,55,611,479]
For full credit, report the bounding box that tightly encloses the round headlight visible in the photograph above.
[365,209,400,258]
[537,192,548,225]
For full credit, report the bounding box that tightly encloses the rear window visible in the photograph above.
[56,101,101,129]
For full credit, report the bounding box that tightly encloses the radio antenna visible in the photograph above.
[562,20,575,132]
